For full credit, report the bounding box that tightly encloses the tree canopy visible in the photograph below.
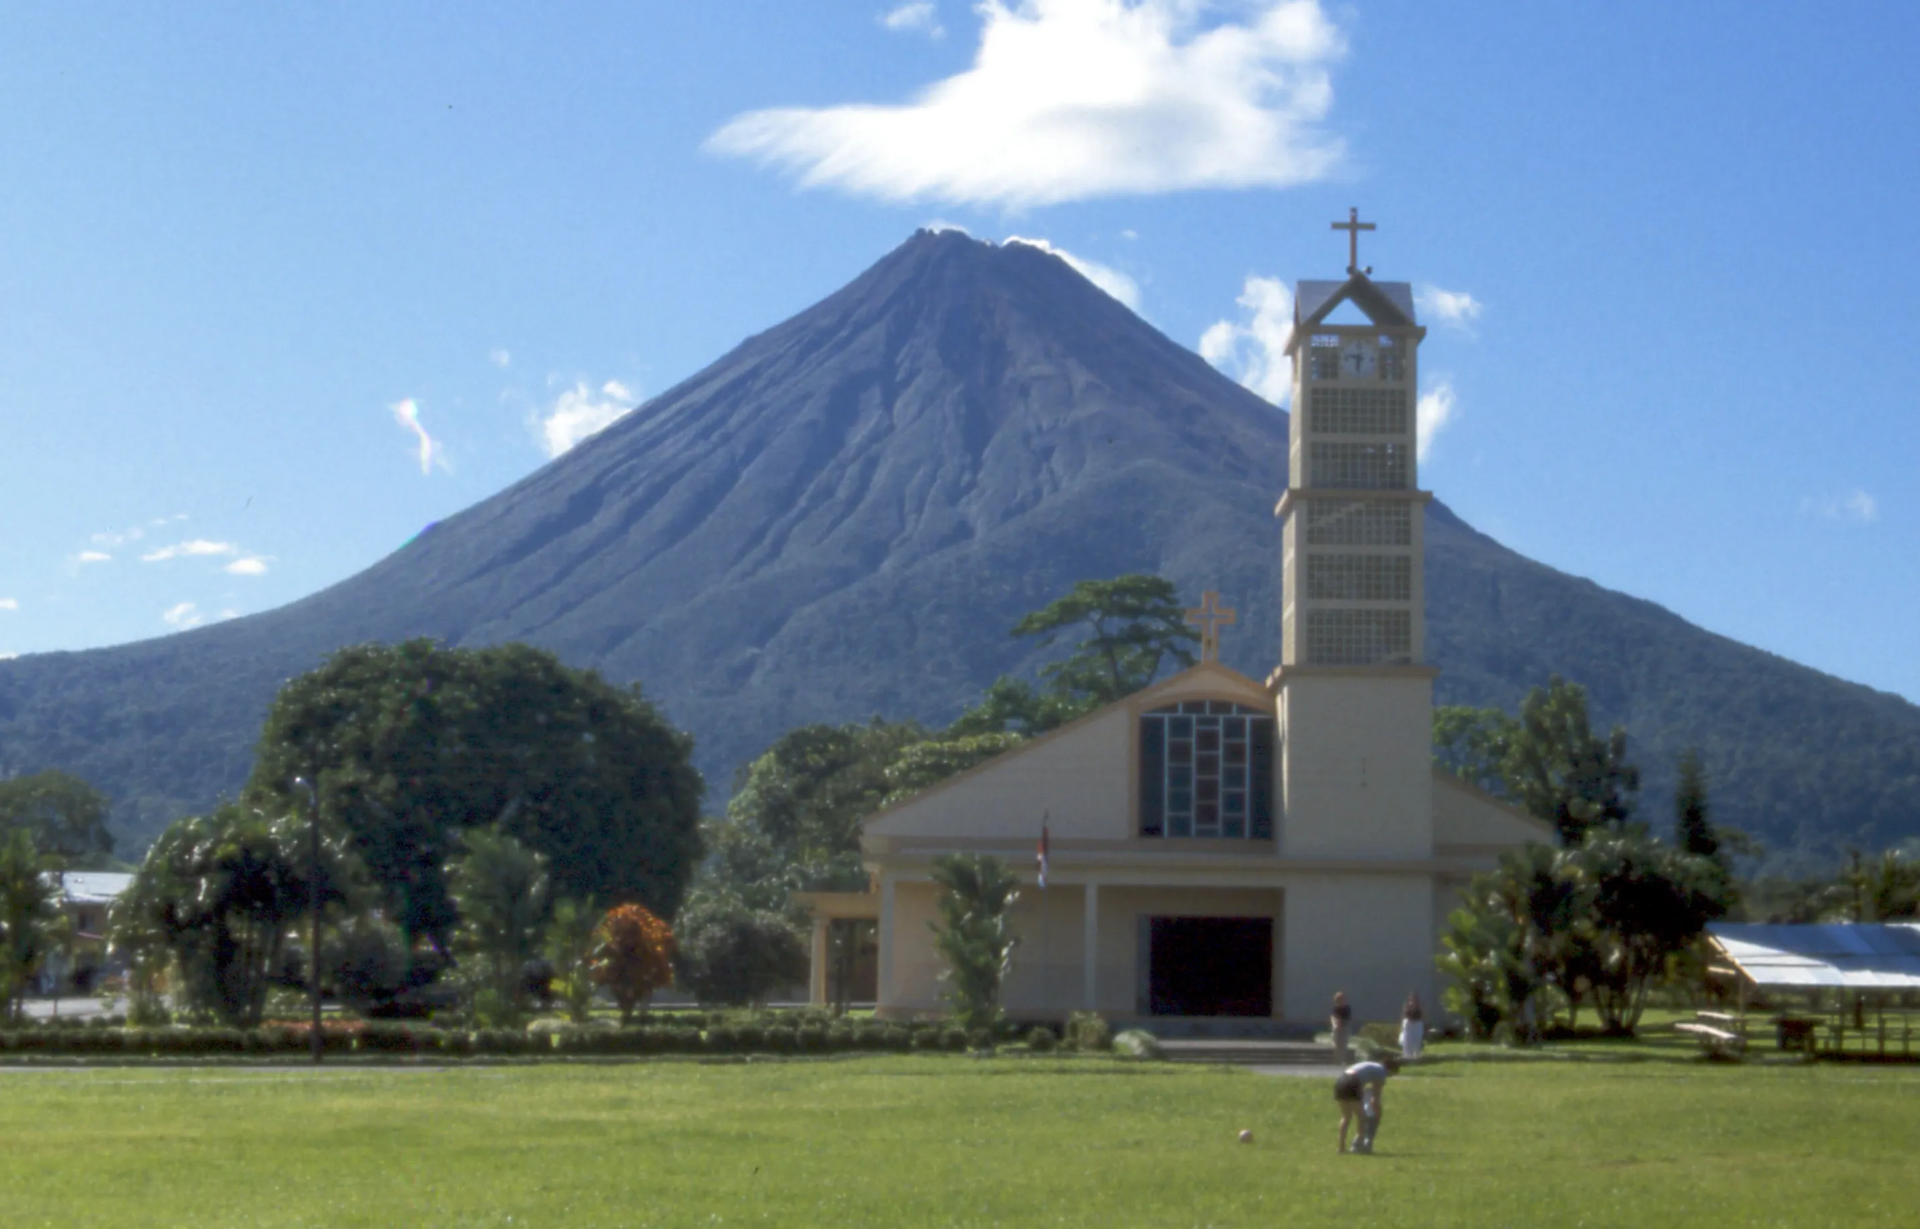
[951,575,1198,738]
[244,640,704,950]
[0,769,113,868]
[1434,676,1640,845]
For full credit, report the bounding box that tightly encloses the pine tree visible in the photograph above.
[1674,747,1720,862]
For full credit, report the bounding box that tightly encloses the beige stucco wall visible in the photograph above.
[1277,672,1434,860]
[1282,872,1435,1025]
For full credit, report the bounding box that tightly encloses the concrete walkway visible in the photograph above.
[20,997,120,1021]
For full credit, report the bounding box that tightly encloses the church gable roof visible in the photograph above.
[1431,769,1554,849]
[862,661,1271,843]
[1295,275,1417,330]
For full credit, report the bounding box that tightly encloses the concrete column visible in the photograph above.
[1083,881,1100,1010]
[809,915,829,1007]
[877,876,896,1007]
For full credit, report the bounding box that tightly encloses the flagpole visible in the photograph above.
[1039,812,1051,1021]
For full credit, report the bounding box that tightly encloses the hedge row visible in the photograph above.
[0,1019,1012,1059]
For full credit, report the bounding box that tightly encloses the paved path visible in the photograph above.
[21,997,120,1021]
[1243,1063,1341,1078]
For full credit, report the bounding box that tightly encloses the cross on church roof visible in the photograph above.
[1184,591,1237,664]
[1332,207,1376,275]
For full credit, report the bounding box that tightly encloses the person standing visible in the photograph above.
[1399,992,1425,1060]
[1333,1058,1396,1154]
[1330,991,1353,1062]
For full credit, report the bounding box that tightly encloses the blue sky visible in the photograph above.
[2,1,1916,707]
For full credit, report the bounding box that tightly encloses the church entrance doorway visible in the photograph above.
[1145,917,1272,1016]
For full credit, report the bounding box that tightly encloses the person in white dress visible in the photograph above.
[1398,992,1425,1059]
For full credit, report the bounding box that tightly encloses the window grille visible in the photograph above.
[1138,701,1275,840]
[1377,336,1406,382]
[1307,553,1412,602]
[1308,387,1408,435]
[1309,334,1341,381]
[1304,609,1413,665]
[1304,500,1412,546]
[1309,442,1409,489]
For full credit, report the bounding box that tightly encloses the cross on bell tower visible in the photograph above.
[1332,207,1375,275]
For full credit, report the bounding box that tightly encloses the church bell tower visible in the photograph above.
[1272,210,1437,859]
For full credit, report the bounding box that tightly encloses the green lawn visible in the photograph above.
[3,1055,1914,1228]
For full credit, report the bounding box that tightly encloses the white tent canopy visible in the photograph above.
[1708,922,1920,991]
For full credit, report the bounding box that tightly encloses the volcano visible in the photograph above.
[3,230,1916,866]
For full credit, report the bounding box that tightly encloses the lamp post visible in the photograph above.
[293,775,323,1065]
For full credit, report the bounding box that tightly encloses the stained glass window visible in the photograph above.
[1139,701,1275,840]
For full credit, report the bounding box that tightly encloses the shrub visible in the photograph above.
[1065,1011,1110,1052]
[1026,1025,1057,1052]
[1111,1029,1165,1061]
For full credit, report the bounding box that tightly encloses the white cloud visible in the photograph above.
[162,602,204,630]
[91,525,143,547]
[1801,489,1880,524]
[1004,236,1140,310]
[391,398,449,476]
[73,550,112,565]
[141,540,238,563]
[225,556,270,576]
[1198,275,1293,405]
[0,652,16,661]
[1416,284,1483,334]
[0,598,17,611]
[709,0,1347,208]
[923,219,971,235]
[882,2,945,38]
[218,608,240,621]
[537,380,638,459]
[1416,377,1457,461]
[490,348,512,369]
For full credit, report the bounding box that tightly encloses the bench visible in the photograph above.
[1675,1021,1747,1058]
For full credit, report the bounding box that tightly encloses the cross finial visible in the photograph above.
[1332,207,1376,275]
[1184,590,1237,664]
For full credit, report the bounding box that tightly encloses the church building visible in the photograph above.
[802,217,1549,1028]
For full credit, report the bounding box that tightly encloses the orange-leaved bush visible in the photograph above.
[591,903,674,1023]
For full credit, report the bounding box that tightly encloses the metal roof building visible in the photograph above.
[1708,922,1920,991]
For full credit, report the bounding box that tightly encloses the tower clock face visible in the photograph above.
[1340,337,1377,379]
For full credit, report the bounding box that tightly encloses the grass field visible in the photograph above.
[4,1054,1915,1228]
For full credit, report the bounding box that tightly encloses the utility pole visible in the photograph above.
[294,775,323,1065]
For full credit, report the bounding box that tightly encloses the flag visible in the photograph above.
[1037,820,1050,889]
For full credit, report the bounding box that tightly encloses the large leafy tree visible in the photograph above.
[0,770,113,869]
[929,852,1021,1032]
[952,575,1198,738]
[720,719,925,896]
[1436,678,1640,845]
[1504,677,1641,844]
[246,640,704,952]
[111,803,355,1027]
[0,828,68,1023]
[1437,829,1730,1039]
[673,897,809,1006]
[1574,826,1731,1032]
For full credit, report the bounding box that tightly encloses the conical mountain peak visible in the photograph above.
[2,232,1916,866]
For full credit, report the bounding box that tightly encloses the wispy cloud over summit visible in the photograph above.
[881,2,945,39]
[710,1,1346,208]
